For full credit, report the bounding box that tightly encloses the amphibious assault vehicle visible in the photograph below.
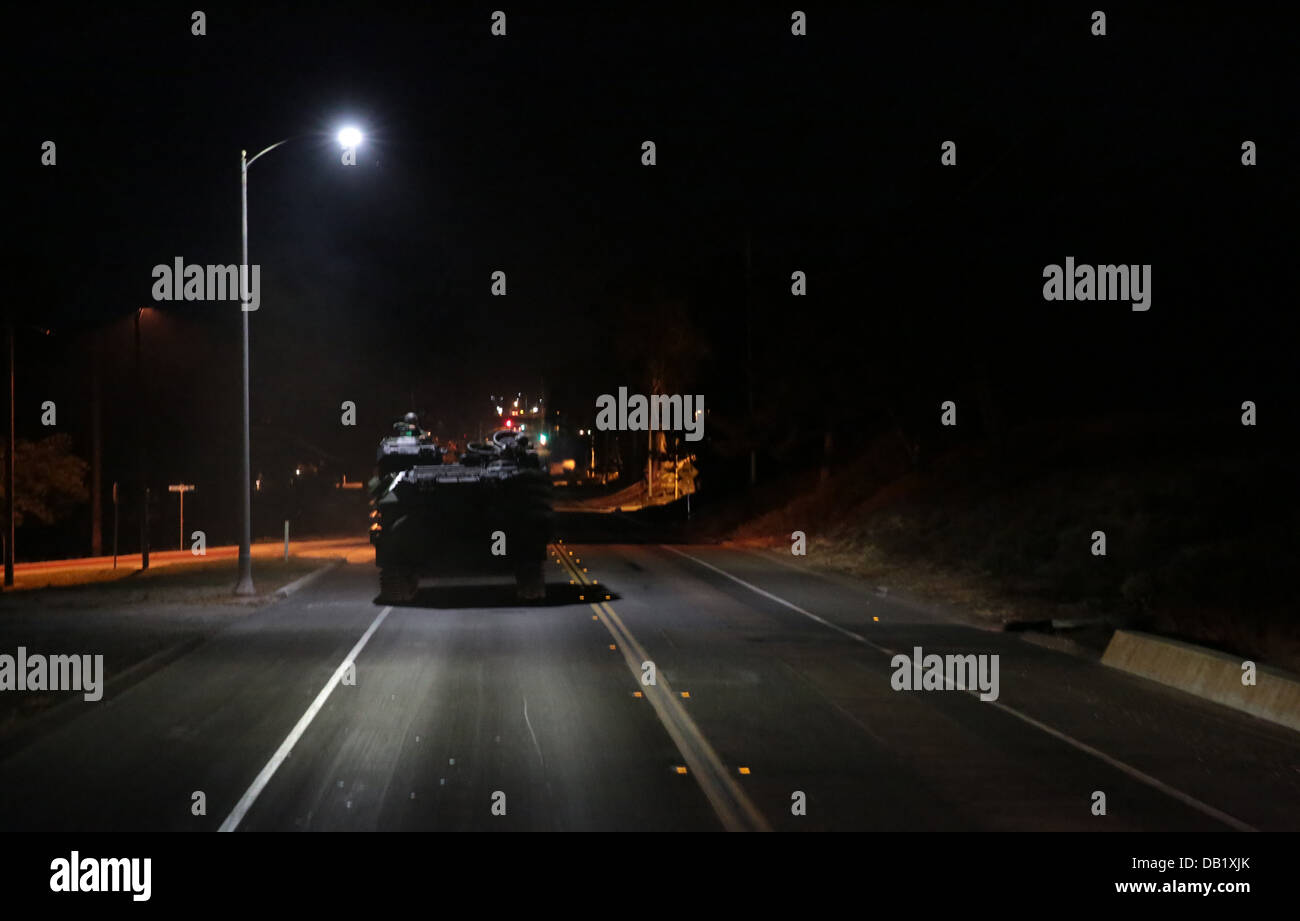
[368,413,553,603]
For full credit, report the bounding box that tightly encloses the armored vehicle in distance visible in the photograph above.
[369,414,553,603]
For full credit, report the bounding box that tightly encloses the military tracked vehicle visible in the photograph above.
[368,413,553,603]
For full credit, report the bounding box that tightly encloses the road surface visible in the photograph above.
[0,540,1296,831]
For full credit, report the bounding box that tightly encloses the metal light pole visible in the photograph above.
[236,147,256,594]
[4,323,13,588]
[236,127,363,595]
[745,227,756,488]
[135,309,149,571]
[91,334,103,556]
[236,138,293,595]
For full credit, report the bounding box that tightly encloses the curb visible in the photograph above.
[1019,630,1100,661]
[274,558,346,599]
[1102,629,1300,733]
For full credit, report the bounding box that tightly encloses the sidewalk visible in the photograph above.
[5,538,372,592]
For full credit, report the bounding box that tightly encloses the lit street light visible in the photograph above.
[235,126,362,595]
[337,126,363,149]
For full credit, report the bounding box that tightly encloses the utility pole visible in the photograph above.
[135,309,149,571]
[4,322,14,587]
[745,228,756,488]
[820,427,833,488]
[112,481,119,568]
[91,332,103,555]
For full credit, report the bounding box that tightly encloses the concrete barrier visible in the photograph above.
[1102,630,1300,732]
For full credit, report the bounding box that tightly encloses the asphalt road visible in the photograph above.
[1,541,1297,832]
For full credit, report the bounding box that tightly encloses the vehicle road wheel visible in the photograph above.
[514,561,545,602]
[379,566,418,603]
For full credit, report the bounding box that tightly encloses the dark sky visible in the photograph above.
[15,3,1296,548]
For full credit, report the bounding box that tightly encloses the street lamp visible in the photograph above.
[337,126,363,149]
[235,126,362,595]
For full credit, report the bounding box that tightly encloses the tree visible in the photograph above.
[0,434,90,527]
[614,298,710,493]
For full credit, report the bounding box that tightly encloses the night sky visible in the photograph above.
[15,3,1295,553]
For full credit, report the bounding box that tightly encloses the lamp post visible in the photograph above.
[235,127,362,595]
[4,322,13,588]
[135,308,149,571]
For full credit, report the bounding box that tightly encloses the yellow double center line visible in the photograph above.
[553,544,771,832]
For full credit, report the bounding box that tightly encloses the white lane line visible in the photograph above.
[660,545,895,654]
[983,698,1256,831]
[522,695,545,770]
[218,605,393,832]
[661,545,1259,833]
